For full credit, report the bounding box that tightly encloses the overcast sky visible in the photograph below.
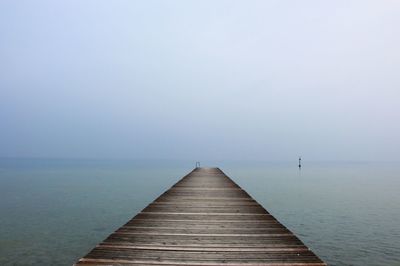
[1,0,399,161]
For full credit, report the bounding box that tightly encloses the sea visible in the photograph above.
[0,158,399,266]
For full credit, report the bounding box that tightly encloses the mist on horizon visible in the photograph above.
[1,1,399,161]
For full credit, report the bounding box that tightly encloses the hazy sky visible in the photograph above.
[1,0,399,161]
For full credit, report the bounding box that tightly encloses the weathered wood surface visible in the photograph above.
[75,167,326,266]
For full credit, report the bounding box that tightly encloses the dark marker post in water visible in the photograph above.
[299,156,302,169]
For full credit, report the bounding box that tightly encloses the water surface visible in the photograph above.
[0,159,399,265]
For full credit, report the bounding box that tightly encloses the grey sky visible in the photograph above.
[1,0,399,161]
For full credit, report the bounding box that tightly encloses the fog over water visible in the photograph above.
[1,1,400,161]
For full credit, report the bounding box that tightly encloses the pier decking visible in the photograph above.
[76,167,326,265]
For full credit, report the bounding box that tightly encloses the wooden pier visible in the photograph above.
[76,167,326,266]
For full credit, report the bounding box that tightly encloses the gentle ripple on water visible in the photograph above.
[223,162,400,266]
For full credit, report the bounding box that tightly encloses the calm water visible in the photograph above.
[0,159,399,266]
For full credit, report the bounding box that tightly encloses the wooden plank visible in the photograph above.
[75,167,326,266]
[77,258,327,265]
[116,227,290,234]
[96,245,310,252]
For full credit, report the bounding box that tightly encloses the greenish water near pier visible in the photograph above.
[0,159,399,265]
